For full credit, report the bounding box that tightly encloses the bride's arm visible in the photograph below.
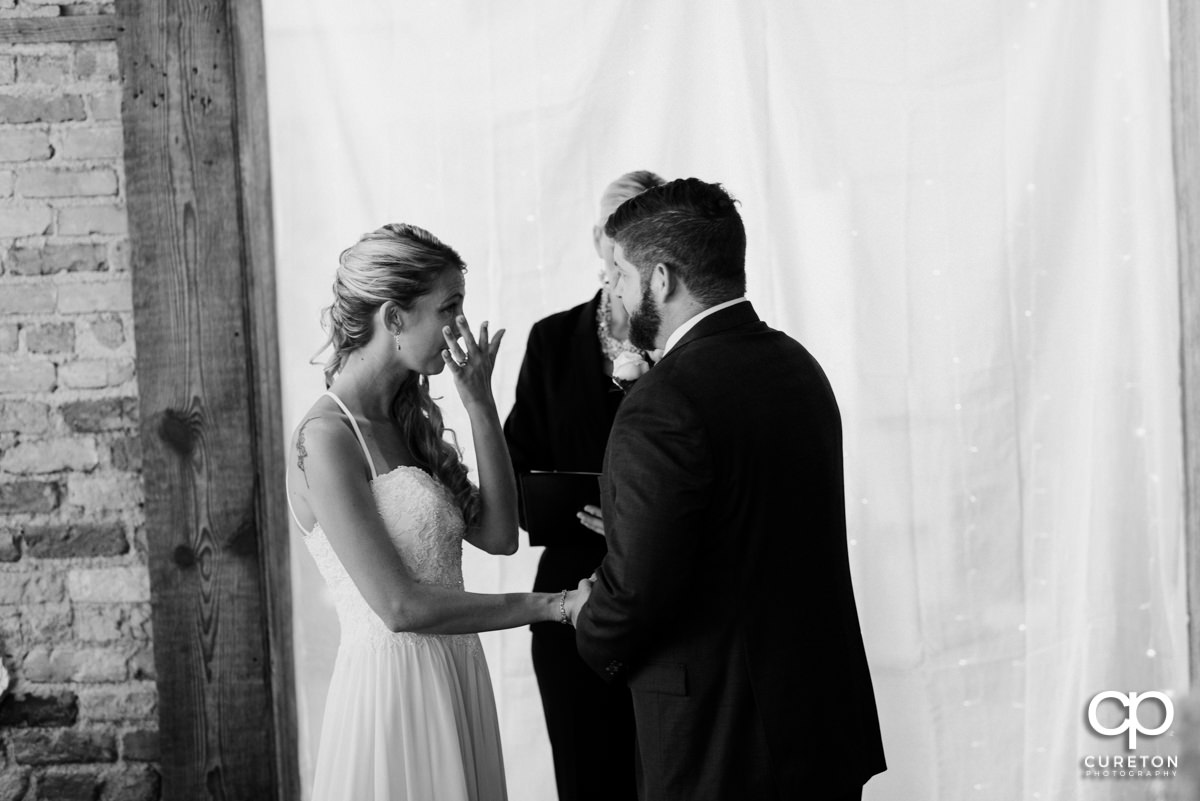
[443,316,520,556]
[298,416,564,634]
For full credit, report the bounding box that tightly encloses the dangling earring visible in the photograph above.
[393,331,403,351]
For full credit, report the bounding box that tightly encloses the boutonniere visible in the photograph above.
[610,349,663,391]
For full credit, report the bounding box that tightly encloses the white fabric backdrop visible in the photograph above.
[262,2,1189,799]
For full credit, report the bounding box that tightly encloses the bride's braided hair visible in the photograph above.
[318,223,480,528]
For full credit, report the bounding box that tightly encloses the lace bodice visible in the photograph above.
[302,465,478,651]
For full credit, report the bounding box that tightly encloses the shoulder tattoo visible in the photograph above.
[296,417,318,487]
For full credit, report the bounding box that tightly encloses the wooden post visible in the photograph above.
[115,1,298,797]
[1170,0,1200,689]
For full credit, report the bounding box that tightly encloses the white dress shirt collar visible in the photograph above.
[662,297,749,356]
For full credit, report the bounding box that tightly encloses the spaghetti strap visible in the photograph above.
[285,470,312,535]
[323,390,379,480]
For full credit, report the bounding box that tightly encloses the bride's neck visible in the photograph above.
[329,348,409,420]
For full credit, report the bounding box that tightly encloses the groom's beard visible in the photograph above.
[627,281,662,352]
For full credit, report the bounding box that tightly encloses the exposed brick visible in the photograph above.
[0,3,58,13]
[59,397,137,432]
[66,565,149,603]
[0,279,56,313]
[101,764,160,801]
[0,128,51,161]
[0,169,11,198]
[56,278,131,313]
[0,322,15,352]
[0,205,53,237]
[0,770,30,801]
[23,522,126,558]
[108,435,140,471]
[58,359,133,389]
[0,399,50,432]
[0,691,78,727]
[37,770,100,801]
[24,321,74,353]
[119,730,158,762]
[20,602,72,640]
[64,4,116,16]
[0,56,14,85]
[0,572,66,604]
[0,528,17,560]
[23,645,129,683]
[107,239,128,272]
[0,603,21,640]
[0,480,59,513]
[0,95,86,124]
[56,204,126,236]
[86,90,120,122]
[56,126,122,160]
[127,644,153,680]
[74,43,119,82]
[78,684,156,722]
[10,729,117,765]
[74,603,150,642]
[88,314,123,349]
[6,243,107,275]
[0,360,56,393]
[15,168,117,198]
[16,54,71,84]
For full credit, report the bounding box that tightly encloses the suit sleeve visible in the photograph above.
[575,379,714,681]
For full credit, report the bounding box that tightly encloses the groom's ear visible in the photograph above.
[652,262,676,302]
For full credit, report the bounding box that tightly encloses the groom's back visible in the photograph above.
[620,311,886,800]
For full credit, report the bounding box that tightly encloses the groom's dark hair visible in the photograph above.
[604,177,746,306]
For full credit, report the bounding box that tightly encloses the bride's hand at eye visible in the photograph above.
[443,314,505,413]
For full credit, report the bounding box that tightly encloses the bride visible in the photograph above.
[285,223,590,801]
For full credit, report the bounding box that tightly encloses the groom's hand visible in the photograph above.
[566,577,593,626]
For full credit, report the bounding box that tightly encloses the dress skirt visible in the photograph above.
[310,633,507,801]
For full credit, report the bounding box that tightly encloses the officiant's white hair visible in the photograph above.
[598,170,665,223]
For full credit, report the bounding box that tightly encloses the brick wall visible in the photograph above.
[0,6,160,800]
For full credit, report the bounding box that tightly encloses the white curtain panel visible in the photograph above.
[262,2,1188,799]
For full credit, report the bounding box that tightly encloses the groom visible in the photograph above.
[572,178,886,800]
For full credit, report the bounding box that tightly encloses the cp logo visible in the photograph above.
[1087,691,1174,749]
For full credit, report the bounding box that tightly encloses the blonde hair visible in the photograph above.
[598,170,666,224]
[318,223,480,527]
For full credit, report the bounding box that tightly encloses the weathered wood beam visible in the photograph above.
[0,15,120,44]
[1170,0,1200,689]
[115,0,296,797]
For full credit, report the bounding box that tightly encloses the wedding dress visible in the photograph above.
[290,391,507,801]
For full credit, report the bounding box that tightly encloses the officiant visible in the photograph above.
[503,170,664,801]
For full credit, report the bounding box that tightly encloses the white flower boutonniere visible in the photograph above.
[612,351,652,383]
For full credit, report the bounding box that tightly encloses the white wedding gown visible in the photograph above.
[293,392,507,801]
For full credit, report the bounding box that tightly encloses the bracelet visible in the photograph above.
[558,589,570,625]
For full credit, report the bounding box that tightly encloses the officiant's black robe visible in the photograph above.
[576,301,886,801]
[503,290,637,801]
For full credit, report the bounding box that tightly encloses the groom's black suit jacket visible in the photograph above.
[576,301,886,801]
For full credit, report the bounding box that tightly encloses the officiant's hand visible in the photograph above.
[564,577,593,626]
[576,504,605,536]
[443,315,505,412]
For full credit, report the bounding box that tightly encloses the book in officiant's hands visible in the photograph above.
[517,470,602,547]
